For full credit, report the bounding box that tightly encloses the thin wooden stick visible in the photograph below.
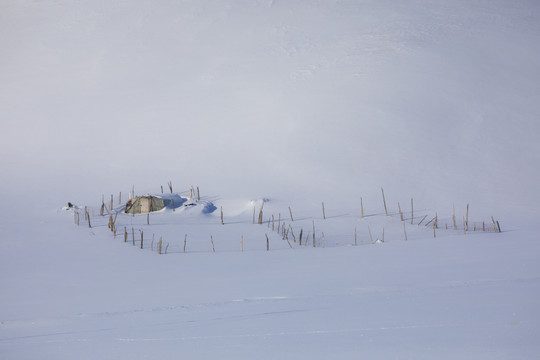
[299,228,303,246]
[312,221,316,247]
[466,204,469,232]
[289,206,294,222]
[398,202,403,221]
[418,214,428,226]
[140,230,144,249]
[354,227,357,246]
[425,216,436,227]
[211,235,215,252]
[265,234,269,251]
[184,234,187,253]
[368,225,373,243]
[403,222,408,241]
[453,204,457,230]
[220,207,224,225]
[322,202,326,220]
[410,198,414,224]
[258,202,264,225]
[285,235,293,249]
[381,188,388,216]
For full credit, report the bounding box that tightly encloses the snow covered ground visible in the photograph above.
[1,0,540,359]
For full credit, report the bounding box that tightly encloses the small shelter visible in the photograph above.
[125,196,165,214]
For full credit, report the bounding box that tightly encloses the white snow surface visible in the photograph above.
[1,0,540,359]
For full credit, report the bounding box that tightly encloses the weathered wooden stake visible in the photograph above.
[322,202,326,220]
[210,236,215,252]
[398,202,403,221]
[299,228,303,246]
[466,204,470,232]
[140,230,144,249]
[453,204,457,230]
[220,206,224,225]
[197,186,200,201]
[289,225,296,243]
[147,213,149,225]
[289,206,294,222]
[124,226,127,242]
[491,216,499,232]
[354,227,357,246]
[411,198,414,224]
[265,234,269,251]
[312,221,316,247]
[132,227,135,245]
[258,202,264,225]
[285,235,293,249]
[403,222,408,241]
[158,237,163,254]
[381,188,389,216]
